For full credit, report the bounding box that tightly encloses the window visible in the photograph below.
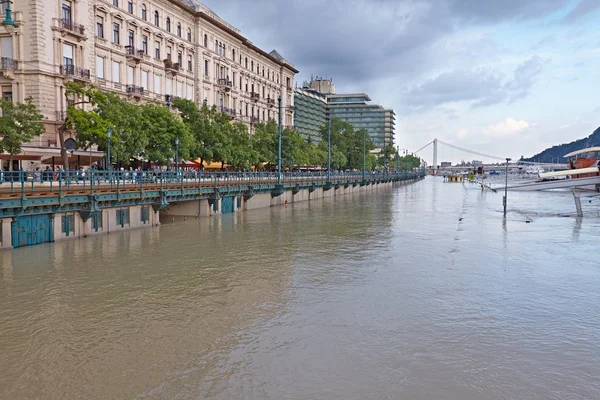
[187,84,193,100]
[127,0,133,13]
[96,56,104,78]
[177,23,181,37]
[141,206,150,224]
[166,78,172,95]
[113,0,118,6]
[177,81,183,97]
[204,59,208,76]
[112,61,120,82]
[203,34,207,47]
[263,110,265,120]
[232,72,236,85]
[116,209,130,227]
[187,28,191,41]
[154,10,159,26]
[1,37,13,60]
[127,66,134,84]
[154,41,160,59]
[239,76,241,89]
[62,1,72,23]
[187,55,192,71]
[154,73,161,94]
[141,70,148,90]
[113,23,120,44]
[61,215,75,236]
[245,103,248,116]
[96,16,104,38]
[166,46,171,60]
[245,82,248,92]
[92,211,103,231]
[245,57,247,68]
[262,67,264,77]
[142,35,148,54]
[166,17,171,32]
[141,4,147,20]
[63,43,73,66]
[215,40,218,52]
[232,49,235,61]
[223,44,226,56]
[128,30,134,47]
[177,51,182,66]
[251,60,253,71]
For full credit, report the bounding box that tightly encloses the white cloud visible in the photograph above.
[456,128,469,138]
[484,117,531,137]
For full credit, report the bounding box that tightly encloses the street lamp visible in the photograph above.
[277,95,282,184]
[106,127,112,171]
[503,157,511,217]
[362,130,366,182]
[175,135,180,177]
[1,1,15,34]
[327,116,331,181]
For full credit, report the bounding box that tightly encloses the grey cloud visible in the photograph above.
[405,55,549,109]
[562,0,600,23]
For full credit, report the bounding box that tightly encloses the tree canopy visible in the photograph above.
[0,97,44,170]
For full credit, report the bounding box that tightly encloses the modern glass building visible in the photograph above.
[294,78,395,149]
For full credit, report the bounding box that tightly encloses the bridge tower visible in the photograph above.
[433,138,438,175]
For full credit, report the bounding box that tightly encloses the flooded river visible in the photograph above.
[1,177,599,399]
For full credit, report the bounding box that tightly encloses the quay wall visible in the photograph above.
[0,177,422,250]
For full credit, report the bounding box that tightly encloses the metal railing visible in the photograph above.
[126,85,145,95]
[60,65,91,80]
[0,57,17,70]
[250,92,260,101]
[0,170,424,196]
[60,18,86,36]
[220,106,236,117]
[217,78,232,88]
[125,46,145,58]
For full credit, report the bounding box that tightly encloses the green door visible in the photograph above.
[221,197,234,214]
[12,215,52,248]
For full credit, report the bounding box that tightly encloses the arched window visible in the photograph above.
[166,17,171,32]
[154,10,159,26]
[177,23,181,37]
[203,34,207,47]
[141,4,147,20]
[187,28,191,41]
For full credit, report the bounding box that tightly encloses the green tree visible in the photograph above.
[139,103,192,166]
[252,120,277,168]
[0,97,44,170]
[318,118,375,171]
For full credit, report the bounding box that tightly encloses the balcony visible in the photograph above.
[216,78,233,91]
[164,59,180,76]
[53,18,87,41]
[56,111,68,121]
[250,116,260,124]
[60,65,91,81]
[220,106,236,118]
[266,97,275,108]
[126,85,144,98]
[250,92,259,102]
[125,46,145,65]
[0,57,18,79]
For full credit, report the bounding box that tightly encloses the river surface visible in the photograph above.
[1,177,599,399]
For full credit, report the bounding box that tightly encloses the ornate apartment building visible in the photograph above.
[0,0,297,169]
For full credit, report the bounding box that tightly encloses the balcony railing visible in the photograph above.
[267,97,275,107]
[1,57,17,70]
[60,65,90,80]
[59,18,86,37]
[217,78,233,90]
[250,116,260,124]
[220,106,236,117]
[56,111,68,121]
[126,85,145,96]
[250,92,259,102]
[164,59,181,74]
[125,46,145,61]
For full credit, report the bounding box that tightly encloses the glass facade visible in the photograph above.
[293,89,327,144]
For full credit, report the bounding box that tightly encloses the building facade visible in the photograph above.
[294,78,394,150]
[0,0,297,170]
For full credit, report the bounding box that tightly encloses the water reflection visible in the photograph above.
[1,180,599,399]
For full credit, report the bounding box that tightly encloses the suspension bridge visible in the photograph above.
[412,138,569,174]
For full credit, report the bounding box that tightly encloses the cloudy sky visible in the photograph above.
[201,0,600,164]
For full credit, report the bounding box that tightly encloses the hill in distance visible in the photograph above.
[523,127,600,163]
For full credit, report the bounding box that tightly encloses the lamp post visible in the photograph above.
[327,116,331,181]
[106,127,112,171]
[1,1,16,33]
[175,135,179,177]
[277,95,282,184]
[503,157,511,217]
[362,130,366,182]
